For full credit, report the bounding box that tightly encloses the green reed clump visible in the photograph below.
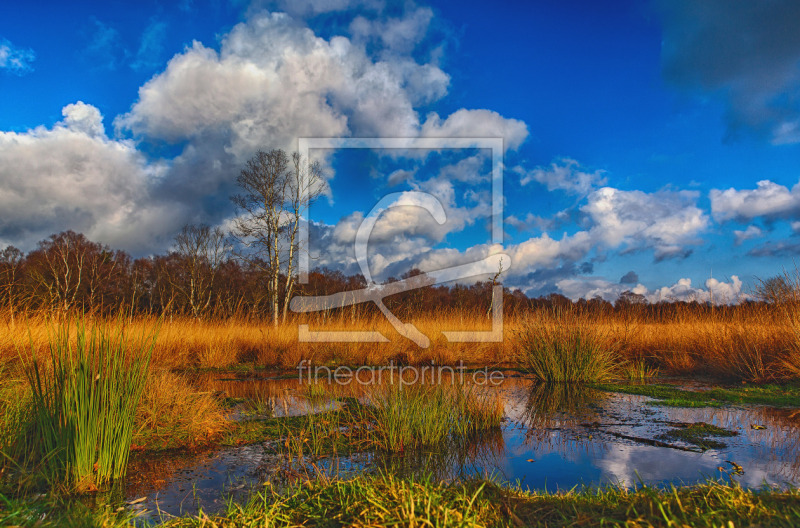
[0,369,29,457]
[515,313,620,382]
[20,319,157,491]
[620,359,659,382]
[356,383,503,452]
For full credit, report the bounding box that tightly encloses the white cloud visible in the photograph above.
[583,187,708,260]
[710,180,800,221]
[556,278,648,302]
[413,231,591,280]
[116,11,459,159]
[387,168,415,186]
[650,276,744,304]
[420,109,528,152]
[0,102,178,253]
[557,275,744,304]
[0,38,34,74]
[516,158,606,196]
[733,225,763,245]
[349,7,433,53]
[61,102,105,138]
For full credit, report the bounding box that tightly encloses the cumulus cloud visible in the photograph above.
[583,187,708,261]
[710,180,800,222]
[324,178,709,289]
[420,109,528,151]
[557,278,648,302]
[0,4,530,257]
[325,169,490,277]
[733,225,763,245]
[516,158,606,196]
[411,231,591,284]
[660,0,800,143]
[651,276,744,304]
[0,38,35,74]
[0,102,178,252]
[61,102,106,138]
[619,271,638,284]
[117,12,446,147]
[557,275,744,304]
[114,10,533,173]
[349,7,433,53]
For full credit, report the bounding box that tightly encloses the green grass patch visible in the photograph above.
[352,384,503,452]
[0,492,133,527]
[4,474,800,527]
[596,382,800,408]
[17,319,157,492]
[514,314,620,382]
[150,475,800,528]
[657,422,738,450]
[222,414,309,447]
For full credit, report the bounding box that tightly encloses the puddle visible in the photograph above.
[126,372,800,522]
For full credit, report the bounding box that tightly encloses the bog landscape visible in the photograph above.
[2,227,800,526]
[3,1,800,527]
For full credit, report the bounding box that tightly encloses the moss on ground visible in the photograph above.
[596,382,800,408]
[656,421,738,450]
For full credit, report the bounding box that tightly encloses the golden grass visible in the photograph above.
[0,304,798,381]
[133,370,229,450]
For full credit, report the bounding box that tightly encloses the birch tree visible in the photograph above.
[231,149,323,325]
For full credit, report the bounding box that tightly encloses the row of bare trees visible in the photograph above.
[0,226,768,323]
[0,229,516,319]
[0,148,769,323]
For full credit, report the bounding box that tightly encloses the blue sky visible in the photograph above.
[2,0,800,302]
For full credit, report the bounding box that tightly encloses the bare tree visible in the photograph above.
[0,246,24,323]
[231,149,323,325]
[169,224,230,319]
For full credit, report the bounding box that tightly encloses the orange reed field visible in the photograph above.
[1,302,798,382]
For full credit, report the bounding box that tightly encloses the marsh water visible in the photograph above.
[125,371,800,521]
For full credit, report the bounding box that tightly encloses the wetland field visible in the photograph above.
[2,302,800,527]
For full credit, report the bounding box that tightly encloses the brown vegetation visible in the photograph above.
[1,229,799,382]
[0,301,796,382]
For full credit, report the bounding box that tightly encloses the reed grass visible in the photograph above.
[2,300,800,382]
[0,369,28,457]
[620,359,659,381]
[355,383,503,452]
[19,319,157,491]
[514,311,620,382]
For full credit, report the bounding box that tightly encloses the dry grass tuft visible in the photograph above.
[133,370,229,450]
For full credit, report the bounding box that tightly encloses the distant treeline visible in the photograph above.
[0,230,768,321]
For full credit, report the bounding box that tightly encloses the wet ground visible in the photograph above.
[125,371,800,522]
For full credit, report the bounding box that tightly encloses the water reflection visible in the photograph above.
[522,383,605,428]
[125,372,800,520]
